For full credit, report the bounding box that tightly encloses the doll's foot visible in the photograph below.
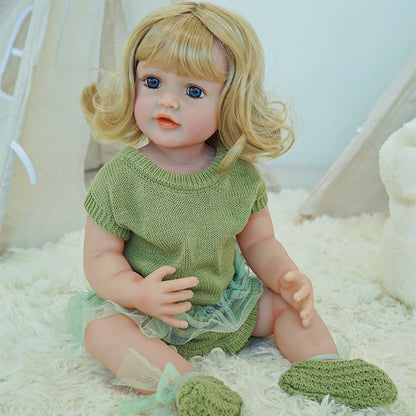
[176,375,242,416]
[279,358,397,408]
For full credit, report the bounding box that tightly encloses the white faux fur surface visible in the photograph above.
[1,189,415,416]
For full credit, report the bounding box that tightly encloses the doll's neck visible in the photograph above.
[139,142,216,174]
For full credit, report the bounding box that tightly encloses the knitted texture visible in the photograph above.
[176,376,242,416]
[82,145,267,357]
[84,146,267,305]
[279,358,398,409]
[174,308,258,359]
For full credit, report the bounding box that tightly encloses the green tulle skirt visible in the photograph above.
[65,251,264,358]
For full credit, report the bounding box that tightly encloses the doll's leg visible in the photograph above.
[84,314,243,415]
[252,288,339,362]
[84,313,194,393]
[253,289,397,408]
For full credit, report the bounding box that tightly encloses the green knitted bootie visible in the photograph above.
[279,358,397,409]
[176,376,242,416]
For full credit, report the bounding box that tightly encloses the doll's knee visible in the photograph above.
[84,318,108,354]
[270,292,292,321]
[259,289,291,326]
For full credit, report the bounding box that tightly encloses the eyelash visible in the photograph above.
[141,75,206,99]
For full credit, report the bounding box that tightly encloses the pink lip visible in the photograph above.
[156,114,180,130]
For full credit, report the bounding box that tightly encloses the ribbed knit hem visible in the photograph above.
[84,192,131,241]
[173,301,259,359]
[120,146,227,190]
[251,192,268,215]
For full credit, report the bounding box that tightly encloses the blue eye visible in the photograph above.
[187,85,205,98]
[145,77,161,89]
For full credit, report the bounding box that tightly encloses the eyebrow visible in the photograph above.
[136,63,222,89]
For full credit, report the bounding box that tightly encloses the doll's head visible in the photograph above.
[82,1,294,169]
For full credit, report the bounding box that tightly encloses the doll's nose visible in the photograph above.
[158,92,179,110]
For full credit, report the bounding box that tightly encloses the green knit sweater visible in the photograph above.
[84,146,268,357]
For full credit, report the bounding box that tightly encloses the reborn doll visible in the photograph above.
[66,2,397,414]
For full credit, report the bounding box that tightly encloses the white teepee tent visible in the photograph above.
[0,0,169,254]
[1,0,414,254]
[298,50,416,220]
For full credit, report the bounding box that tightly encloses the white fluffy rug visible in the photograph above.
[1,189,415,416]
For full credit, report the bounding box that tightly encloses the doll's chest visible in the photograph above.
[121,183,252,247]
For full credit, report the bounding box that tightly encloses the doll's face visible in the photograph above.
[133,43,227,151]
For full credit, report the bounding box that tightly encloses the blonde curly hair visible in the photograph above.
[81,1,294,170]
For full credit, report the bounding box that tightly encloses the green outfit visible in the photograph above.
[66,145,398,412]
[66,145,267,358]
[279,358,398,408]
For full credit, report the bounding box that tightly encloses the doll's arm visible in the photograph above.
[236,207,314,327]
[83,216,198,328]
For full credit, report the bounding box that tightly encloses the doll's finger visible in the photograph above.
[162,301,192,316]
[301,306,314,328]
[163,276,199,291]
[160,315,189,329]
[149,266,177,281]
[293,285,312,303]
[165,289,194,303]
[300,309,312,326]
[282,271,295,283]
[301,317,311,328]
[299,298,314,324]
[280,271,296,290]
[300,307,312,321]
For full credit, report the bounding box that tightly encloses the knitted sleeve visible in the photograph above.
[250,167,268,215]
[83,161,131,241]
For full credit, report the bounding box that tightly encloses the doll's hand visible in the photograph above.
[136,266,199,329]
[279,271,314,328]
